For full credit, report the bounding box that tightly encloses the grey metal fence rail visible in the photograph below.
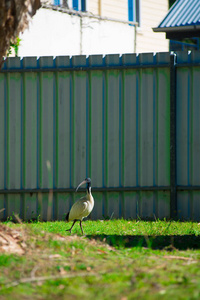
[0,51,200,221]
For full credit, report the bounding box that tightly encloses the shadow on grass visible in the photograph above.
[86,234,200,250]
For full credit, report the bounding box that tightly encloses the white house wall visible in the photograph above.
[18,8,136,57]
[102,0,128,21]
[87,0,99,15]
[136,0,169,53]
[19,9,80,57]
[81,18,135,55]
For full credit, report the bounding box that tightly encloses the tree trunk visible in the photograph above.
[0,0,41,67]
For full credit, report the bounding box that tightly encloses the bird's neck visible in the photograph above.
[87,186,91,195]
[87,187,94,205]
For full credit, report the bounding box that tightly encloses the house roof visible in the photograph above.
[153,0,200,39]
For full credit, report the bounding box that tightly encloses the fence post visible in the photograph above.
[170,53,177,219]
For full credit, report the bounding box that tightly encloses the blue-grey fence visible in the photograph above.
[176,51,200,220]
[0,51,199,221]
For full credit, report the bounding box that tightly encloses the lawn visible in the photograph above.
[0,219,200,299]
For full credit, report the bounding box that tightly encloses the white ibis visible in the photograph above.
[66,178,94,234]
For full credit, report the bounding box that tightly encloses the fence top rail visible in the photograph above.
[1,63,200,73]
[0,186,171,194]
[1,51,199,73]
[0,185,200,195]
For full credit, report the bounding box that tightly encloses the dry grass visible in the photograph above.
[0,220,200,299]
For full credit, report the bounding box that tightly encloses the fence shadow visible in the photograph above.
[86,234,200,250]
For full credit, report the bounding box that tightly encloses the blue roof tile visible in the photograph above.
[158,0,200,28]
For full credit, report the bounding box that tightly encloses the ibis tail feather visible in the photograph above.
[66,212,69,222]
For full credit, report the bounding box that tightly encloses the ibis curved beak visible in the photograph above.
[76,179,87,192]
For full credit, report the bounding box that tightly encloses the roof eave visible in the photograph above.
[153,25,200,32]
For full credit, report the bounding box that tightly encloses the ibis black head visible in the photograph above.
[76,178,91,192]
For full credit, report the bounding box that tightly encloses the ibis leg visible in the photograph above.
[80,220,84,235]
[66,220,77,233]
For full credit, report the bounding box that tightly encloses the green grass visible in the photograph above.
[1,219,200,299]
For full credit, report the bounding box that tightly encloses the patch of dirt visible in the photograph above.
[0,224,26,255]
[0,224,115,256]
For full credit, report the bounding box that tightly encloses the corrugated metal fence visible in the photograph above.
[0,51,199,221]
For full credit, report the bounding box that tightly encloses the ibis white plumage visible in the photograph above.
[66,178,94,234]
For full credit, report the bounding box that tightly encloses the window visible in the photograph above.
[53,0,61,5]
[53,0,86,11]
[73,0,86,11]
[73,0,79,10]
[128,0,140,26]
[81,0,86,11]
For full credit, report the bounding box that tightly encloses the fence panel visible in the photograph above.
[0,51,199,220]
[176,51,200,220]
